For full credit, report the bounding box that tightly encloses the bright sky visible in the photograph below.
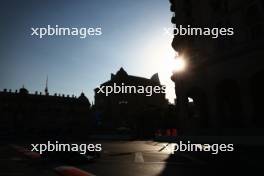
[0,0,176,103]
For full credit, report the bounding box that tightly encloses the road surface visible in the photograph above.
[0,140,261,176]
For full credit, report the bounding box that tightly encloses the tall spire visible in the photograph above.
[45,75,49,95]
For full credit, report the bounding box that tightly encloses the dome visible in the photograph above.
[78,92,91,106]
[19,86,29,94]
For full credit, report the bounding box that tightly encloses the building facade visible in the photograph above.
[94,68,168,136]
[170,0,264,135]
[0,87,91,138]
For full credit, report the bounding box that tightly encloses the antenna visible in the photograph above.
[45,75,49,95]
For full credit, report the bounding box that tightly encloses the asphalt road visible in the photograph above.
[0,140,262,176]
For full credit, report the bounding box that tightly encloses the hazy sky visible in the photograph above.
[0,0,176,103]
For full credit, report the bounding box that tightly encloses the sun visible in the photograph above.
[173,56,186,73]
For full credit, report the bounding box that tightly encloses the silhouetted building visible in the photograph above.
[94,68,168,136]
[0,87,91,137]
[170,0,264,135]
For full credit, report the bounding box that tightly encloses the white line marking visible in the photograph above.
[134,152,144,163]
